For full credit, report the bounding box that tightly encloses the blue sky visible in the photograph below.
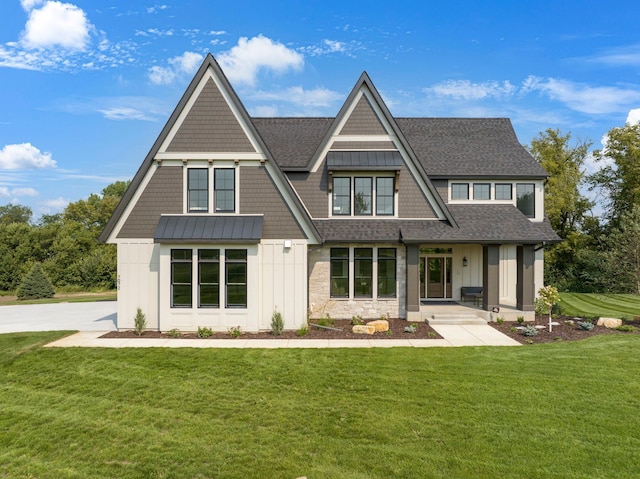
[1,0,640,219]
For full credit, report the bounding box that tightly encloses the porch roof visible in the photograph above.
[314,205,560,244]
[154,215,263,243]
[326,151,402,170]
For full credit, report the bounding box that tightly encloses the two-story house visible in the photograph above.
[100,53,560,332]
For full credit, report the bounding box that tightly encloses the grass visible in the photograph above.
[559,292,640,319]
[2,333,640,478]
[0,290,116,306]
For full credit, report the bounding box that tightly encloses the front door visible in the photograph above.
[420,256,452,300]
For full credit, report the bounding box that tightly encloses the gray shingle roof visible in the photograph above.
[254,117,546,178]
[154,215,263,243]
[314,205,560,244]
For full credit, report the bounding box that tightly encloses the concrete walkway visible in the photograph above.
[45,324,520,348]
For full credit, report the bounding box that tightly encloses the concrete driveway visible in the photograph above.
[0,301,117,333]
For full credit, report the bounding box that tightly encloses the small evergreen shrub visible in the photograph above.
[577,321,594,331]
[521,325,538,337]
[16,263,55,300]
[270,309,284,336]
[133,307,147,336]
[197,326,213,338]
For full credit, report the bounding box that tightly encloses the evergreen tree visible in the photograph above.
[17,263,55,300]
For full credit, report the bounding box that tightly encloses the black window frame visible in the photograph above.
[171,249,193,308]
[354,177,373,216]
[354,248,373,298]
[225,249,247,308]
[187,168,209,212]
[376,177,394,216]
[214,168,235,213]
[377,248,397,298]
[516,183,536,218]
[495,183,513,200]
[198,249,220,308]
[332,177,351,216]
[473,183,491,200]
[451,183,469,200]
[330,248,349,298]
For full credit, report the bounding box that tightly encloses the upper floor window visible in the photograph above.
[451,183,469,200]
[332,175,395,217]
[473,183,491,200]
[188,169,208,212]
[516,183,535,218]
[495,183,512,200]
[215,168,235,213]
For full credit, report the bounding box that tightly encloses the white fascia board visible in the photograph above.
[155,152,266,161]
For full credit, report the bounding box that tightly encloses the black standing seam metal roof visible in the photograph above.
[154,215,263,243]
[326,151,402,170]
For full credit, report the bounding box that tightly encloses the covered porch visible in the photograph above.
[405,243,539,322]
[419,300,535,324]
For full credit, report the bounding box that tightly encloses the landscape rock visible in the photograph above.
[367,320,389,332]
[352,324,376,335]
[597,317,622,328]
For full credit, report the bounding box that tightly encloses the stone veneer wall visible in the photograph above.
[308,244,406,320]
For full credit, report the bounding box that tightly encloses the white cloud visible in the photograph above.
[210,30,226,36]
[249,86,342,108]
[21,1,92,51]
[98,107,156,121]
[0,143,56,170]
[147,5,168,13]
[301,39,353,57]
[627,108,640,125]
[252,105,279,117]
[0,187,9,197]
[425,80,517,100]
[21,0,44,10]
[217,35,303,86]
[523,76,640,114]
[589,44,640,66]
[148,51,204,85]
[12,187,39,197]
[40,196,69,213]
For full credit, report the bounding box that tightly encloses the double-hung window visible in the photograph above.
[225,249,247,307]
[354,248,373,297]
[215,168,235,213]
[376,177,394,215]
[171,249,192,307]
[377,248,396,297]
[330,248,349,297]
[198,250,219,308]
[188,169,208,212]
[354,178,372,215]
[332,177,351,215]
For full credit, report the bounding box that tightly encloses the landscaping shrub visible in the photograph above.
[296,324,308,337]
[197,326,213,338]
[404,323,417,333]
[521,325,538,337]
[270,309,284,336]
[577,321,594,331]
[133,307,147,336]
[16,263,55,300]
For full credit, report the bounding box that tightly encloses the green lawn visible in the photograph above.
[2,332,640,478]
[0,291,116,306]
[559,292,640,319]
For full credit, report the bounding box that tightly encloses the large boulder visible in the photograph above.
[352,324,376,335]
[597,317,622,328]
[367,320,389,332]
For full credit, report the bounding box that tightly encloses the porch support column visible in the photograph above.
[482,244,500,311]
[516,244,536,311]
[406,244,421,321]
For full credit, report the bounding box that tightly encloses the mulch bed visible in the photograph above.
[100,318,442,340]
[490,315,640,344]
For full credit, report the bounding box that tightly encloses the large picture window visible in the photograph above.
[516,183,535,218]
[354,248,373,297]
[171,249,192,308]
[354,178,372,215]
[377,248,396,297]
[198,249,219,308]
[215,168,235,212]
[188,169,208,212]
[225,249,247,308]
[330,248,349,297]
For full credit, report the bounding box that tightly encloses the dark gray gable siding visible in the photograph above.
[432,179,449,204]
[398,167,438,218]
[118,166,183,239]
[286,167,328,219]
[239,165,307,239]
[167,78,255,153]
[339,95,387,135]
[396,118,547,178]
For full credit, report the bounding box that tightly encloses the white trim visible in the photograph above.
[155,152,265,160]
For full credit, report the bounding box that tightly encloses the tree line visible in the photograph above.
[531,123,640,294]
[0,181,129,292]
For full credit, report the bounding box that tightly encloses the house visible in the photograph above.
[99,53,560,332]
